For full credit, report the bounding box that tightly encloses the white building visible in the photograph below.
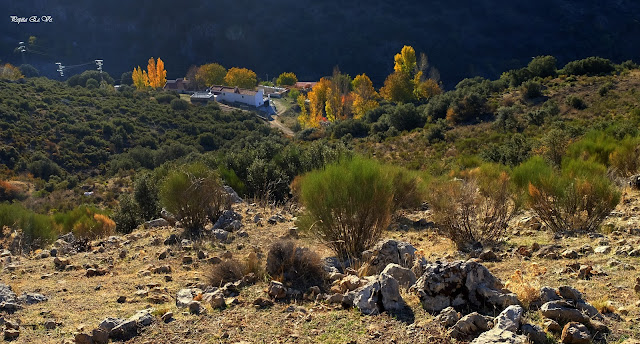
[211,86,265,107]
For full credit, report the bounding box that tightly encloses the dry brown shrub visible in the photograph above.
[208,259,244,287]
[266,240,325,291]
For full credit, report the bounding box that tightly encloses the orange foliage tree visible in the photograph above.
[131,57,166,89]
[0,63,24,80]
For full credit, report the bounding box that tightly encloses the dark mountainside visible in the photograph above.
[2,0,640,87]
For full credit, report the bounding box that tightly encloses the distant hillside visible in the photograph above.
[2,1,640,87]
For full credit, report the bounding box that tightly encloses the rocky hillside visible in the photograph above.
[1,184,640,343]
[2,1,640,86]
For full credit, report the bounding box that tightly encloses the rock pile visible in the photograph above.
[412,260,519,313]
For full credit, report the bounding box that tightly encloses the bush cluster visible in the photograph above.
[266,240,324,291]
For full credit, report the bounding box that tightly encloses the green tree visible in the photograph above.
[134,173,160,221]
[113,194,141,234]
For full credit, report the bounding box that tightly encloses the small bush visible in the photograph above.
[112,194,142,234]
[160,163,229,235]
[155,93,177,104]
[383,165,426,211]
[527,56,557,78]
[427,164,520,250]
[208,259,244,287]
[297,157,394,259]
[504,263,547,309]
[521,81,542,99]
[566,96,587,109]
[53,205,115,239]
[0,181,23,202]
[513,157,620,233]
[170,98,189,111]
[266,240,324,291]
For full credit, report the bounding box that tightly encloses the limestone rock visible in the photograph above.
[267,281,287,299]
[448,312,493,340]
[382,263,416,289]
[144,218,169,229]
[413,260,519,313]
[435,306,461,328]
[360,239,417,276]
[561,322,591,344]
[540,301,590,325]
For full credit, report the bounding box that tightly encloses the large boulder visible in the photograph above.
[0,284,16,303]
[224,186,243,203]
[413,260,519,313]
[540,301,591,325]
[381,263,416,289]
[213,210,243,231]
[360,239,417,276]
[351,273,406,315]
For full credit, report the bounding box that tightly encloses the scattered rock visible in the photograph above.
[18,292,47,305]
[188,301,202,314]
[541,301,590,325]
[212,229,230,243]
[151,265,172,274]
[161,312,173,323]
[224,186,243,203]
[544,319,562,333]
[92,328,109,344]
[594,246,611,254]
[207,291,226,309]
[182,256,194,265]
[54,257,70,270]
[435,306,461,328]
[253,297,274,309]
[267,281,287,299]
[176,289,196,308]
[117,296,126,303]
[144,218,169,229]
[561,249,578,259]
[521,323,547,344]
[74,333,92,344]
[213,210,243,231]
[561,322,591,344]
[478,249,499,262]
[44,320,57,330]
[448,312,493,340]
[109,319,138,340]
[164,234,179,246]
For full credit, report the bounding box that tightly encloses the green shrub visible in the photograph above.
[134,173,160,221]
[170,98,189,110]
[566,96,587,109]
[527,56,557,78]
[0,203,57,249]
[266,240,324,291]
[513,157,620,233]
[297,157,394,259]
[160,163,229,235]
[383,165,426,211]
[155,93,177,104]
[53,205,115,239]
[112,194,141,234]
[521,81,542,99]
[427,164,520,250]
[562,57,615,76]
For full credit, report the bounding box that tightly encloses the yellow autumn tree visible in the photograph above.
[351,73,379,119]
[325,84,343,122]
[297,94,311,127]
[132,66,149,89]
[196,63,227,87]
[224,67,257,89]
[394,45,417,74]
[146,57,167,88]
[155,58,167,88]
[414,77,442,101]
[306,78,332,126]
[380,71,414,103]
[276,72,298,86]
[0,64,24,80]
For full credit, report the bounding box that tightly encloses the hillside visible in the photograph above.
[2,1,640,86]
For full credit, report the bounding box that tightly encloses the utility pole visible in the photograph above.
[95,59,104,82]
[55,62,65,78]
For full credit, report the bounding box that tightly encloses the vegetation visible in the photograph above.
[513,157,620,233]
[159,163,229,235]
[266,240,324,291]
[427,164,520,250]
[297,157,394,259]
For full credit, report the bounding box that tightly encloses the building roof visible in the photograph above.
[210,85,259,96]
[164,78,188,90]
[294,81,317,89]
[190,92,214,99]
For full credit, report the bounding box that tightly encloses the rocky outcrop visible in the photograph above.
[350,273,406,315]
[412,260,519,313]
[359,239,417,276]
